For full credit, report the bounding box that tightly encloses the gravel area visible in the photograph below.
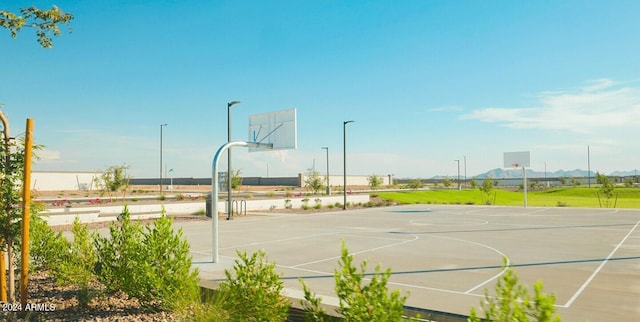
[5,193,392,321]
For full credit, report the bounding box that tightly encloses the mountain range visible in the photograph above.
[434,168,639,180]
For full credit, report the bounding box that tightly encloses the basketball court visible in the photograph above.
[187,204,640,321]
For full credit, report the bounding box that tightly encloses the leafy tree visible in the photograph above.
[469,259,561,322]
[596,172,615,208]
[231,168,243,190]
[407,179,423,190]
[368,174,383,190]
[469,178,477,188]
[443,176,452,188]
[0,133,42,301]
[479,177,494,205]
[304,168,324,195]
[94,164,131,200]
[1,5,73,48]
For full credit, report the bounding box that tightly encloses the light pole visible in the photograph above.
[322,147,330,195]
[343,120,354,210]
[454,159,460,190]
[160,123,167,194]
[227,100,241,220]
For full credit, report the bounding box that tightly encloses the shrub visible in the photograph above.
[218,250,290,320]
[93,206,199,310]
[93,206,145,294]
[137,213,200,310]
[333,240,409,321]
[469,259,561,322]
[57,217,99,307]
[29,215,70,273]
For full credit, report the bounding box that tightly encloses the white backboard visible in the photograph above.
[504,151,530,168]
[248,108,297,152]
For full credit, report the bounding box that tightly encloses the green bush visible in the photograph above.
[94,206,199,310]
[29,215,70,273]
[58,218,99,307]
[218,250,290,321]
[93,205,145,295]
[137,213,200,310]
[469,259,561,322]
[333,241,410,321]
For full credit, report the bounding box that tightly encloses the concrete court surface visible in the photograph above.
[183,204,640,321]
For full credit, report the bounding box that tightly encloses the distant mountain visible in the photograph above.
[432,168,639,180]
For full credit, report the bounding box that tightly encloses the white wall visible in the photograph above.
[32,171,101,191]
[299,174,392,187]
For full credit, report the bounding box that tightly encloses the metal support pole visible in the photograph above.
[212,141,249,263]
[343,121,354,210]
[160,124,167,193]
[227,101,241,220]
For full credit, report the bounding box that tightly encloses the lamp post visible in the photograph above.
[343,120,354,210]
[227,100,241,220]
[160,123,167,194]
[322,147,330,195]
[454,159,460,190]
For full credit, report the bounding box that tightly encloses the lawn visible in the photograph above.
[376,187,640,208]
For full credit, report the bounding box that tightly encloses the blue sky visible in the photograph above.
[2,1,639,179]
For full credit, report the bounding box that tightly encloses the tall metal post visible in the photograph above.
[322,147,330,195]
[227,101,241,220]
[343,121,354,210]
[588,145,591,188]
[454,159,460,190]
[160,123,167,194]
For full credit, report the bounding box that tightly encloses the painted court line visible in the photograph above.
[562,218,640,308]
[290,234,420,268]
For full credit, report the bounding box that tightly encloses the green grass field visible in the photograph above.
[376,187,640,208]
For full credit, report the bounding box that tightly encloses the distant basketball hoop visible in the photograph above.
[504,151,531,208]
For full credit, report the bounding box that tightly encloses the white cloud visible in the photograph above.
[460,78,640,133]
[38,148,61,160]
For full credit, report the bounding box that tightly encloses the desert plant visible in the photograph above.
[93,205,145,294]
[443,177,452,188]
[305,168,324,195]
[299,278,331,322]
[596,172,615,208]
[29,215,70,273]
[94,206,199,310]
[314,198,322,209]
[407,179,423,190]
[136,213,200,310]
[367,175,383,190]
[218,250,290,321]
[58,217,98,307]
[469,259,561,322]
[479,177,494,205]
[231,168,243,190]
[302,197,310,210]
[333,240,409,321]
[94,164,131,200]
